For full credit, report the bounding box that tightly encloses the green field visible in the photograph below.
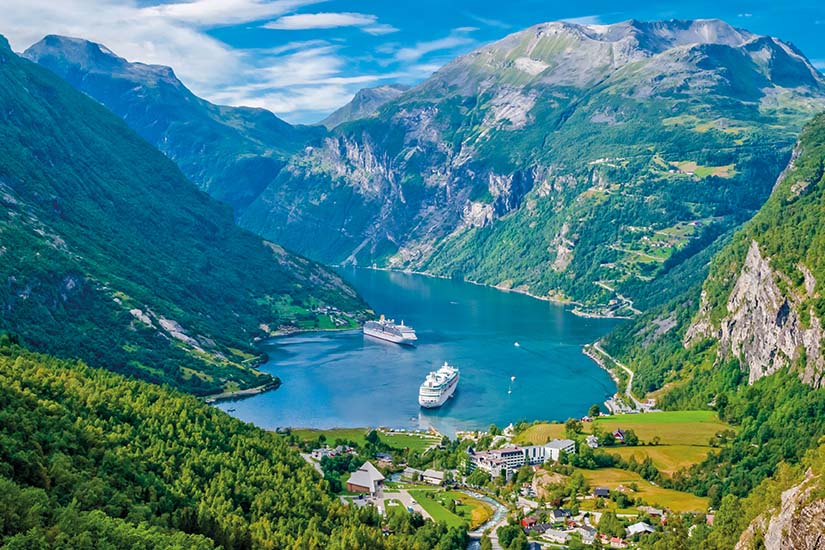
[291,428,437,452]
[578,468,709,513]
[516,411,729,474]
[408,489,493,529]
[513,423,567,445]
[593,411,729,446]
[608,445,718,476]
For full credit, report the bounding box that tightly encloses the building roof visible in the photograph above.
[594,486,610,496]
[626,521,656,536]
[545,439,576,450]
[422,468,445,480]
[347,461,385,490]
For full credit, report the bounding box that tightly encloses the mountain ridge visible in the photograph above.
[24,34,325,214]
[238,18,825,315]
[0,35,367,395]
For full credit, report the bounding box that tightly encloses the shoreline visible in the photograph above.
[203,379,280,404]
[351,265,632,320]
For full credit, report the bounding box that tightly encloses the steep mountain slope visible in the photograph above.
[24,35,324,213]
[321,84,410,129]
[0,344,466,549]
[240,19,825,315]
[604,112,825,399]
[0,36,366,395]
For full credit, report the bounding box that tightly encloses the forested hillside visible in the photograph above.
[0,341,467,549]
[25,35,324,214]
[600,113,825,545]
[0,36,367,395]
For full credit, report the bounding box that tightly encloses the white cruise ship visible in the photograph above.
[418,362,460,408]
[363,315,417,345]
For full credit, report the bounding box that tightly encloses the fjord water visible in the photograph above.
[218,269,619,434]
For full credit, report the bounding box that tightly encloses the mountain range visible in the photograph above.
[27,19,825,317]
[0,35,366,395]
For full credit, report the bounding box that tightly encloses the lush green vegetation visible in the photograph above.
[0,38,366,395]
[598,115,825,511]
[26,35,325,215]
[0,344,467,549]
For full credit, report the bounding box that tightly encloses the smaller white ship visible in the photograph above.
[418,362,460,408]
[363,315,417,345]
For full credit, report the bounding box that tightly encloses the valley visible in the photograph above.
[0,10,824,550]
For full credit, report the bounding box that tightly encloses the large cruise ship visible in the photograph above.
[418,362,460,408]
[363,315,417,345]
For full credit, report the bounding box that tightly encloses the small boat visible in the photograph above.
[514,342,520,347]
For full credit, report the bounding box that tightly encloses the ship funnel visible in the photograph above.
[379,314,385,321]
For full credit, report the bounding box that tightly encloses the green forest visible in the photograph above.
[0,341,466,549]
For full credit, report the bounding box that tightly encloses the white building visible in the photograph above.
[468,439,576,475]
[544,439,576,461]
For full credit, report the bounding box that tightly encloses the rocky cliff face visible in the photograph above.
[682,114,825,389]
[737,467,825,550]
[686,240,825,387]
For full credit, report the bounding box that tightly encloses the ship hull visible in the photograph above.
[418,374,459,408]
[363,326,416,346]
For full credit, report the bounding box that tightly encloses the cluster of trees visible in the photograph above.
[0,345,466,549]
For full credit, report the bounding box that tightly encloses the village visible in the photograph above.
[288,409,725,549]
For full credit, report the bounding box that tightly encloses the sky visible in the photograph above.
[2,0,825,124]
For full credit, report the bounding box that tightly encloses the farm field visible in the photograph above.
[514,411,729,475]
[608,445,718,475]
[578,468,709,513]
[592,411,730,446]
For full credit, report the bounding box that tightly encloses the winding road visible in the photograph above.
[593,342,644,409]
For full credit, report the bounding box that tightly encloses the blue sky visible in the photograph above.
[3,0,825,124]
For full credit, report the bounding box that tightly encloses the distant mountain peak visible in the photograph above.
[25,35,179,85]
[321,83,410,129]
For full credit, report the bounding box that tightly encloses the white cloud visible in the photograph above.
[140,0,322,26]
[562,15,604,26]
[264,12,374,30]
[0,0,409,122]
[464,13,511,30]
[363,24,399,36]
[262,12,397,34]
[394,28,477,63]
